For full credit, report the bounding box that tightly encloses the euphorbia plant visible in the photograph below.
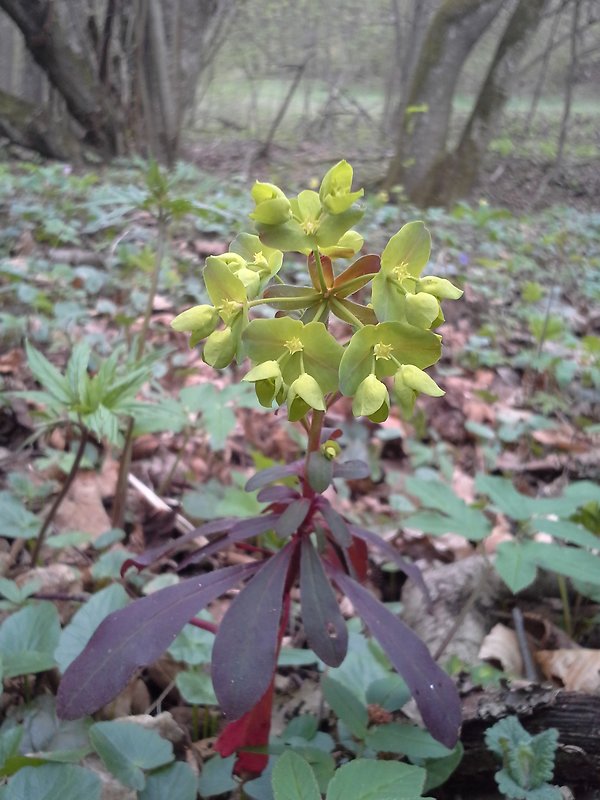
[57,161,463,775]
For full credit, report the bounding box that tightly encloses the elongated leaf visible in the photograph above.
[348,524,428,600]
[212,542,296,719]
[57,563,256,719]
[333,254,380,294]
[275,499,311,538]
[272,751,321,800]
[55,584,129,673]
[246,461,303,492]
[300,539,348,666]
[121,517,240,574]
[330,569,461,748]
[531,519,600,550]
[179,513,281,569]
[25,341,72,405]
[365,722,453,759]
[322,676,368,739]
[257,486,301,504]
[306,451,333,494]
[319,501,352,547]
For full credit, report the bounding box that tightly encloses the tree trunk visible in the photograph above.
[384,0,507,203]
[0,0,228,162]
[421,0,548,206]
[0,0,119,154]
[0,87,81,158]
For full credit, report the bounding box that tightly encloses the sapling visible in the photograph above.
[57,161,464,775]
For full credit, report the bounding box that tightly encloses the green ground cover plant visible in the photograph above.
[0,155,599,797]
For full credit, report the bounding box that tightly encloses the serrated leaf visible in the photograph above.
[272,751,321,800]
[57,563,255,719]
[322,676,368,738]
[89,720,173,790]
[326,758,426,800]
[0,602,60,678]
[4,764,101,800]
[330,570,460,748]
[212,543,295,719]
[55,584,129,673]
[139,761,198,800]
[300,538,348,667]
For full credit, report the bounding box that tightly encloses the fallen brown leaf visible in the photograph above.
[536,648,600,693]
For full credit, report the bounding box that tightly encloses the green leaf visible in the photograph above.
[4,764,101,800]
[530,519,599,550]
[0,491,40,539]
[197,754,237,797]
[176,669,217,705]
[272,751,321,800]
[0,602,60,677]
[423,742,464,791]
[322,676,368,739]
[54,584,129,673]
[89,720,174,790]
[495,541,538,593]
[365,723,453,760]
[475,474,533,520]
[203,257,247,309]
[168,619,214,664]
[326,759,427,800]
[528,541,600,585]
[25,341,73,405]
[139,761,198,800]
[0,728,23,773]
[366,675,411,712]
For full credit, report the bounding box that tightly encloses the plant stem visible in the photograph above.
[158,427,192,495]
[111,416,134,530]
[557,574,573,637]
[31,427,89,566]
[312,245,328,293]
[307,409,324,456]
[136,211,168,361]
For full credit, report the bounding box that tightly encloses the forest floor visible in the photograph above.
[0,146,599,799]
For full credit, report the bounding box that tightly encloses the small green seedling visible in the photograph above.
[485,716,561,800]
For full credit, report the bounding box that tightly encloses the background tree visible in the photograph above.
[0,0,236,163]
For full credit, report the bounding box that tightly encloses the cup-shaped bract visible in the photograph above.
[243,360,285,408]
[417,275,463,300]
[352,374,390,422]
[287,373,326,422]
[171,304,219,338]
[319,160,364,214]
[250,181,292,225]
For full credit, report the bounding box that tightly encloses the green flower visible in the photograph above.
[417,275,463,300]
[203,326,237,369]
[250,181,292,225]
[243,360,285,408]
[394,364,444,417]
[287,373,326,422]
[171,305,219,338]
[352,374,390,422]
[319,160,364,214]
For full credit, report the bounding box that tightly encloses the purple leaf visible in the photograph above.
[245,461,303,492]
[300,538,348,666]
[121,518,239,575]
[349,524,429,603]
[318,500,352,547]
[332,460,370,480]
[306,451,334,493]
[212,542,296,719]
[275,499,312,538]
[330,568,461,748]
[57,563,256,720]
[179,513,281,569]
[256,485,300,504]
